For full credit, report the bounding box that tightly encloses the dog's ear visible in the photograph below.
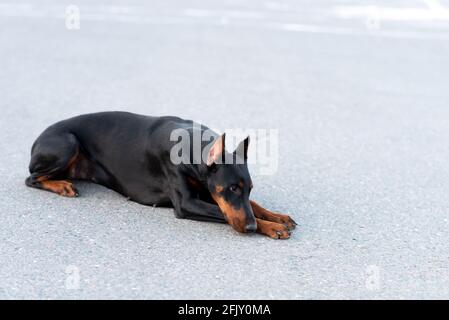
[234,136,250,161]
[207,133,225,166]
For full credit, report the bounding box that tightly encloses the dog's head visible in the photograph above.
[205,134,256,233]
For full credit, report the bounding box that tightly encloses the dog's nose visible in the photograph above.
[245,223,257,233]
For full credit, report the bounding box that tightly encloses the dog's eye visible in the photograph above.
[229,185,239,192]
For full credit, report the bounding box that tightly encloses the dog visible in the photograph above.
[25,112,296,239]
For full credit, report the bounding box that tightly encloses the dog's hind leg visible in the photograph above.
[25,131,80,197]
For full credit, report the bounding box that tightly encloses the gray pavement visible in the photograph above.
[1,0,449,299]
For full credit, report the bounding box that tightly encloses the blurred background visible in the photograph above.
[1,0,449,299]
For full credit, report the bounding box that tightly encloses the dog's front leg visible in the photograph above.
[170,176,226,223]
[178,197,227,223]
[250,201,297,230]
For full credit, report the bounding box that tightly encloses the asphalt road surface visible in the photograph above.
[1,0,449,299]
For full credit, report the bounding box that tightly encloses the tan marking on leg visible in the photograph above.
[36,175,49,182]
[40,180,78,197]
[67,148,80,177]
[186,176,203,192]
[250,200,297,230]
[256,218,290,239]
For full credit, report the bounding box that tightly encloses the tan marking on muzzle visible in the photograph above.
[211,189,246,233]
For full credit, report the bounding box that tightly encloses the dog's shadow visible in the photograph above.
[73,181,122,200]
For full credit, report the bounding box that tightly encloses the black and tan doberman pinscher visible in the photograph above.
[25,112,296,239]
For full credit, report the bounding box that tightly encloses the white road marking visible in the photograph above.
[0,2,448,40]
[184,8,264,19]
[264,2,290,11]
[423,0,445,11]
[335,3,449,21]
[183,8,213,17]
[281,22,449,39]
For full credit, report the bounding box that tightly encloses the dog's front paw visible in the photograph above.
[278,214,297,231]
[256,219,291,239]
